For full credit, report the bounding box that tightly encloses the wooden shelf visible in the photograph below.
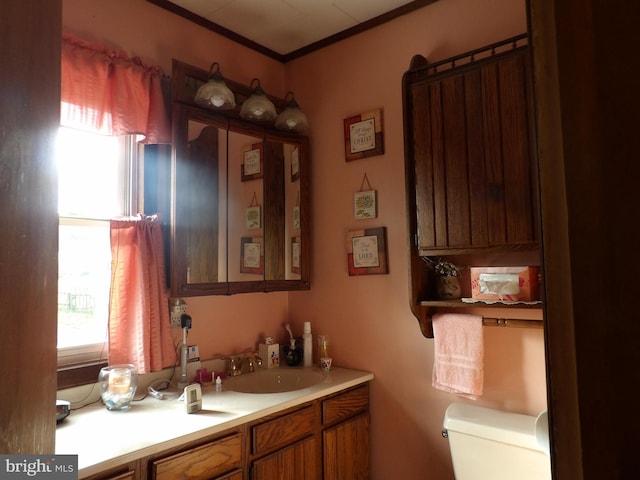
[419,299,542,309]
[419,299,544,330]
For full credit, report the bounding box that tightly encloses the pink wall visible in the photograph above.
[63,1,545,478]
[284,1,543,478]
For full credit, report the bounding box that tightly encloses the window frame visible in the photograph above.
[57,131,140,389]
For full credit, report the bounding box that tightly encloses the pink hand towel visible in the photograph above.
[432,313,484,399]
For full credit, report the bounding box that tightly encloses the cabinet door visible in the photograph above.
[409,46,537,253]
[251,436,318,480]
[323,413,370,480]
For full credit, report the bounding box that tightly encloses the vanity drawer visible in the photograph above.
[152,433,242,480]
[322,385,369,427]
[252,404,316,455]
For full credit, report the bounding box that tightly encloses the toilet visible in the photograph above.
[443,402,551,480]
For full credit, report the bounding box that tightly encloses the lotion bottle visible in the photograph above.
[303,321,313,367]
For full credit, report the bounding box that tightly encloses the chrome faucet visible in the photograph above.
[241,353,263,374]
[226,356,242,377]
[226,353,262,376]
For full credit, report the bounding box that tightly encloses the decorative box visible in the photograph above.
[470,266,540,301]
[259,343,280,368]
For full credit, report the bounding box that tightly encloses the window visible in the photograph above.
[56,127,139,367]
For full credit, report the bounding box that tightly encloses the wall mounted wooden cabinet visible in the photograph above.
[169,60,310,296]
[403,35,541,337]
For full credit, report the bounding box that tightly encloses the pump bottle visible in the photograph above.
[303,322,313,367]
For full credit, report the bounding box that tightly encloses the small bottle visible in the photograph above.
[303,322,313,367]
[215,376,222,392]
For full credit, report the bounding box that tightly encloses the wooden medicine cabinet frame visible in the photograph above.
[169,60,311,297]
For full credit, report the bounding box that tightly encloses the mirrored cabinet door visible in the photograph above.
[227,129,266,289]
[170,106,229,296]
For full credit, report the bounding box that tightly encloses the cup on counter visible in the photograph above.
[320,357,332,372]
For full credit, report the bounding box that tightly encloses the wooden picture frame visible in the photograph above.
[346,227,388,276]
[240,237,264,274]
[344,109,384,161]
[241,142,264,182]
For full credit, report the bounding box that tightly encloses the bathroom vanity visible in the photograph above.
[56,367,373,480]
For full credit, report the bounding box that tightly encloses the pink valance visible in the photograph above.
[61,33,170,144]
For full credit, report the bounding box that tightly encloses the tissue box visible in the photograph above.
[259,343,280,368]
[470,266,539,301]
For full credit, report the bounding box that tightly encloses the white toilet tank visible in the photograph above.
[443,402,551,480]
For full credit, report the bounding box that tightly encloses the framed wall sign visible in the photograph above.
[291,146,300,181]
[344,109,384,161]
[240,237,264,274]
[346,227,388,276]
[354,190,377,219]
[354,173,377,219]
[241,142,263,182]
[246,205,261,229]
[291,236,301,274]
[293,205,300,229]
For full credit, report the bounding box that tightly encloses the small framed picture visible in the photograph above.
[346,227,388,276]
[344,109,384,161]
[293,205,300,230]
[240,237,263,274]
[354,190,377,219]
[291,236,301,274]
[291,147,300,182]
[241,142,263,182]
[246,205,261,229]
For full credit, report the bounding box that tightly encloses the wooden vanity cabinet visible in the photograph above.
[403,34,542,337]
[79,384,370,480]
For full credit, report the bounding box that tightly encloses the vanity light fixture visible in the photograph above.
[239,78,277,121]
[194,62,236,110]
[275,91,310,135]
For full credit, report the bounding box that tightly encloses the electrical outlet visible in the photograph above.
[169,298,187,327]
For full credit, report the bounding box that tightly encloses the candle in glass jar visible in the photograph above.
[108,369,131,395]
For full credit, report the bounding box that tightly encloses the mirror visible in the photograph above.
[169,60,310,296]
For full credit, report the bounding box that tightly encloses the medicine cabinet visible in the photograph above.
[169,60,310,296]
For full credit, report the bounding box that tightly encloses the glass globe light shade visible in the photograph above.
[239,78,277,121]
[275,92,310,135]
[194,63,236,110]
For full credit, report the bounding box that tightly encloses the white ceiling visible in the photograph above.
[154,0,431,60]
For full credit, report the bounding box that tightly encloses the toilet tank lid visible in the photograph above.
[443,402,542,452]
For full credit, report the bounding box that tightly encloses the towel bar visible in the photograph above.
[482,317,543,329]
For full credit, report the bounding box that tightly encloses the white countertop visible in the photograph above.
[55,366,373,478]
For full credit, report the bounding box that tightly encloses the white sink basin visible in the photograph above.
[225,368,324,394]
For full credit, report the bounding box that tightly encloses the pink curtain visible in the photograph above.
[109,215,176,373]
[61,33,170,144]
